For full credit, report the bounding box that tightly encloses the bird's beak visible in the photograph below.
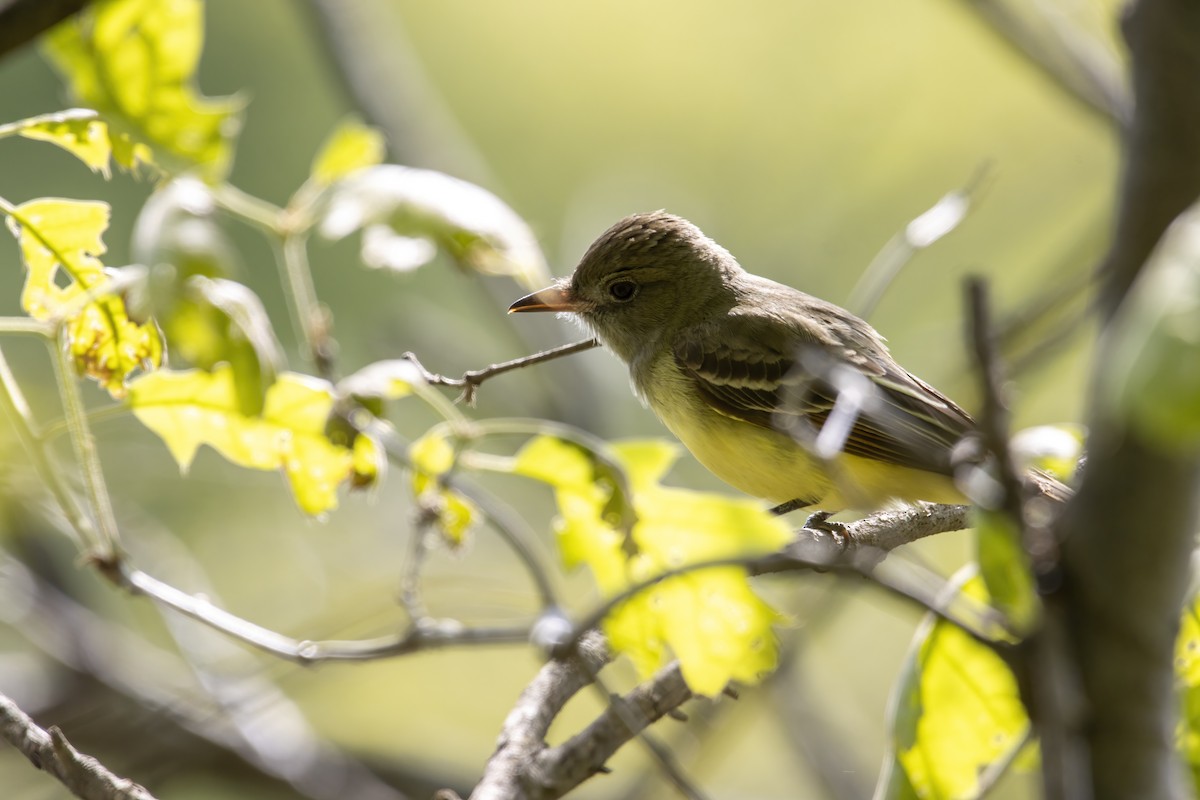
[508,284,578,313]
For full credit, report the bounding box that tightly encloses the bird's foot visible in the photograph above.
[803,510,851,549]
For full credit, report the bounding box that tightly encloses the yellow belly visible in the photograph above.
[641,362,964,511]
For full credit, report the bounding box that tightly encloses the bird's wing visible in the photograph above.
[672,298,973,475]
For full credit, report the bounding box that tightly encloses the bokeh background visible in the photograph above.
[0,1,1120,797]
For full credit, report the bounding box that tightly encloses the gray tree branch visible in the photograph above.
[0,690,159,800]
[1052,0,1200,797]
[0,0,92,61]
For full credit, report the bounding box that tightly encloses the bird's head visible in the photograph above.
[509,211,741,363]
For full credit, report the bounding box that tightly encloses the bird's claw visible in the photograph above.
[803,510,851,549]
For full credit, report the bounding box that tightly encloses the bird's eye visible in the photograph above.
[608,280,637,302]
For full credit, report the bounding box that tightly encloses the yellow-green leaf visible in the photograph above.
[128,366,362,515]
[1104,202,1200,454]
[1175,589,1200,792]
[514,435,791,695]
[409,431,478,549]
[42,0,242,179]
[973,508,1040,636]
[4,198,163,396]
[310,117,386,188]
[880,571,1031,799]
[3,109,113,176]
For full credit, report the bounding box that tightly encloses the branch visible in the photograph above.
[469,632,610,800]
[0,0,92,61]
[960,0,1130,125]
[1052,0,1200,797]
[0,690,159,800]
[466,501,981,799]
[404,339,600,406]
[528,662,694,800]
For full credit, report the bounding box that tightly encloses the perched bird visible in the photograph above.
[509,211,974,512]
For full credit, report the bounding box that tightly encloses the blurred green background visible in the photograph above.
[0,1,1118,797]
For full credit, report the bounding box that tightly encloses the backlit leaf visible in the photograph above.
[879,571,1031,799]
[310,117,386,188]
[128,366,371,515]
[410,430,478,549]
[1105,202,1200,454]
[4,109,113,176]
[514,436,791,695]
[4,198,162,397]
[318,164,550,290]
[43,0,242,179]
[1175,589,1200,792]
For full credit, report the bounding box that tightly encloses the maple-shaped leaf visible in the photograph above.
[0,109,114,176]
[514,436,791,695]
[4,198,162,397]
[42,0,242,179]
[128,366,379,515]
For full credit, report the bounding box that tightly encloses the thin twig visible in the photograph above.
[404,339,600,406]
[960,0,1129,126]
[0,689,160,800]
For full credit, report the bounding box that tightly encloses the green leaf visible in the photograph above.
[318,164,551,290]
[2,109,114,176]
[310,117,386,188]
[973,509,1040,636]
[513,436,791,695]
[1104,203,1200,454]
[42,0,242,179]
[880,571,1031,799]
[1175,588,1200,792]
[409,431,478,549]
[4,197,162,397]
[128,366,376,515]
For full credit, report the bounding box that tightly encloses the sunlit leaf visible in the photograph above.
[318,164,550,290]
[1175,588,1200,792]
[409,431,478,549]
[974,508,1040,636]
[310,117,386,188]
[1105,202,1200,454]
[42,0,242,179]
[128,366,372,515]
[4,198,162,397]
[513,436,791,695]
[879,570,1031,799]
[4,109,113,176]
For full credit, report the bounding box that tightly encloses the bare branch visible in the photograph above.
[1052,0,1200,796]
[469,633,610,800]
[0,690,159,800]
[404,339,600,406]
[0,0,93,61]
[960,0,1130,125]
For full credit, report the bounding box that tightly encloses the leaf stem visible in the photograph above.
[48,328,120,559]
[210,182,283,234]
[0,347,92,549]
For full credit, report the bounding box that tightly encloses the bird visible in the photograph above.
[508,210,975,512]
